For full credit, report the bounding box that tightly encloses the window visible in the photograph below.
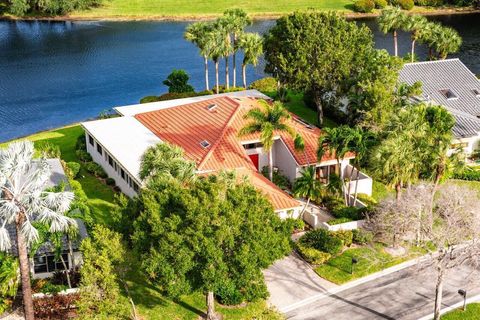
[120,168,126,180]
[33,254,69,274]
[439,89,458,100]
[88,134,94,146]
[133,182,139,192]
[243,142,262,150]
[108,155,114,167]
[200,140,210,148]
[96,143,103,155]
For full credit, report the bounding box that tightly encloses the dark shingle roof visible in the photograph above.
[399,59,480,139]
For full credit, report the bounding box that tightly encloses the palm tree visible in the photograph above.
[433,26,462,60]
[221,9,252,88]
[318,126,357,205]
[377,8,406,57]
[140,142,196,184]
[239,100,295,181]
[0,141,76,320]
[184,22,214,91]
[402,15,429,62]
[349,129,374,206]
[238,33,263,89]
[214,19,234,90]
[293,166,323,218]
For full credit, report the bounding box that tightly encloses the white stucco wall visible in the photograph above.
[273,139,299,182]
[85,133,138,198]
[276,207,302,220]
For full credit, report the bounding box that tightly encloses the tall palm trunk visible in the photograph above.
[225,56,230,90]
[411,38,416,63]
[16,211,35,320]
[59,254,72,289]
[395,183,402,203]
[393,30,398,56]
[347,164,356,205]
[242,63,247,88]
[232,33,237,87]
[299,197,311,220]
[337,159,348,206]
[204,56,210,91]
[433,266,445,320]
[268,150,273,181]
[215,60,219,94]
[206,291,218,320]
[352,166,361,206]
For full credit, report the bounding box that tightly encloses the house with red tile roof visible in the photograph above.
[81,90,372,218]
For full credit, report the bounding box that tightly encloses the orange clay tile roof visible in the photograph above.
[134,96,351,210]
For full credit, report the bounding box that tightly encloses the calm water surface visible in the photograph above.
[0,14,479,142]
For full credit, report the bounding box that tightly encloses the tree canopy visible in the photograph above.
[129,174,292,311]
[162,69,195,93]
[264,11,374,125]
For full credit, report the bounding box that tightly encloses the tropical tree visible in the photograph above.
[264,11,374,125]
[318,126,358,205]
[402,15,429,62]
[431,26,462,60]
[293,166,323,218]
[0,253,19,313]
[206,27,231,94]
[239,100,295,181]
[184,22,214,91]
[349,129,375,205]
[377,8,406,57]
[162,69,195,93]
[140,142,196,184]
[213,19,234,90]
[220,9,252,88]
[0,141,75,320]
[131,175,291,320]
[238,33,263,88]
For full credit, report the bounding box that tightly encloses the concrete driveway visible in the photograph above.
[263,252,337,312]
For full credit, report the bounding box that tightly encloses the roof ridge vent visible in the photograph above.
[200,140,211,149]
[207,104,218,111]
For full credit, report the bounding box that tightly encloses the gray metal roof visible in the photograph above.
[399,59,480,139]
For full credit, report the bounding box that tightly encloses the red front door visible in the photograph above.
[248,154,259,171]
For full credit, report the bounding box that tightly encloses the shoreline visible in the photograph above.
[1,6,479,22]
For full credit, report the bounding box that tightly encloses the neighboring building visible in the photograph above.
[82,90,372,218]
[399,59,480,156]
[6,159,87,279]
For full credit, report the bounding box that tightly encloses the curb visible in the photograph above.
[416,293,480,320]
[280,254,426,313]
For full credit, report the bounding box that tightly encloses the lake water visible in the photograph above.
[0,14,479,142]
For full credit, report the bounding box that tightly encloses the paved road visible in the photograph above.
[286,264,480,320]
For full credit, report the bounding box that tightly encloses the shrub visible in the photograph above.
[157,92,198,101]
[140,95,160,104]
[163,69,195,93]
[332,230,353,247]
[34,293,80,319]
[66,162,81,179]
[215,280,243,305]
[354,0,375,12]
[332,206,366,221]
[398,0,415,9]
[248,77,277,96]
[285,218,305,231]
[106,177,116,186]
[296,243,331,265]
[40,282,68,295]
[76,134,86,151]
[328,217,354,225]
[197,90,214,96]
[84,162,107,178]
[356,193,377,207]
[261,166,291,190]
[452,168,480,181]
[374,0,388,7]
[323,196,346,212]
[299,229,344,255]
[37,142,61,158]
[76,150,92,162]
[352,229,374,244]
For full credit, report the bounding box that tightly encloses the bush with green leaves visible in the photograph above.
[328,217,353,225]
[374,0,388,7]
[285,218,305,231]
[354,0,375,12]
[414,0,443,5]
[452,168,480,181]
[84,162,107,178]
[296,242,331,265]
[248,77,277,96]
[352,229,374,244]
[163,69,195,93]
[332,230,353,247]
[357,193,377,207]
[261,166,291,190]
[299,229,344,255]
[76,134,86,152]
[65,162,81,179]
[0,253,19,314]
[75,150,92,163]
[332,206,366,221]
[37,142,61,158]
[105,177,116,186]
[396,0,415,9]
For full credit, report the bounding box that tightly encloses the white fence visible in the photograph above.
[343,165,373,197]
[321,219,365,231]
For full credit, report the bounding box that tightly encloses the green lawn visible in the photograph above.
[315,243,426,285]
[441,303,480,320]
[2,125,282,319]
[284,91,338,129]
[71,0,353,19]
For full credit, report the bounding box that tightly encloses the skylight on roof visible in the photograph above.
[439,89,458,100]
[200,140,211,148]
[473,89,480,98]
[294,118,314,130]
[207,104,218,111]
